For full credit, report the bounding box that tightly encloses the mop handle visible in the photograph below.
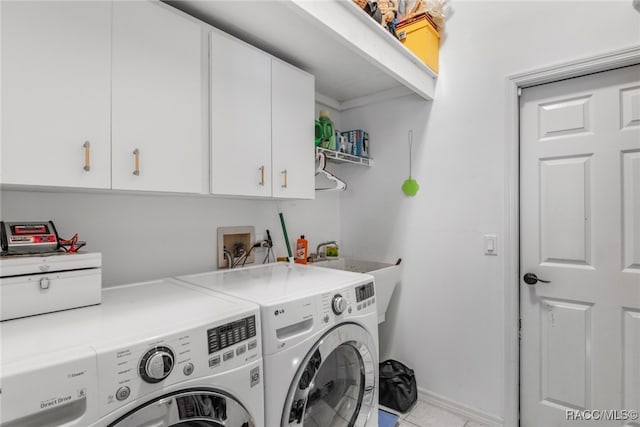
[279,212,293,258]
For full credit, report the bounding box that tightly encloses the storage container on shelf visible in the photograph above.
[397,13,440,73]
[341,129,369,158]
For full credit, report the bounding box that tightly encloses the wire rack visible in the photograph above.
[315,147,373,166]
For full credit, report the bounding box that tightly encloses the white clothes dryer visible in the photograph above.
[0,278,264,427]
[177,263,379,427]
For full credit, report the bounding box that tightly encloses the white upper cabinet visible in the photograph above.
[210,31,272,197]
[210,31,314,199]
[1,1,112,188]
[111,1,203,193]
[271,60,315,199]
[1,0,313,198]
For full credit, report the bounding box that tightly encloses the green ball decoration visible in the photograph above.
[402,177,419,196]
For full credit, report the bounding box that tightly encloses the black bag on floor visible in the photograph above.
[379,359,417,413]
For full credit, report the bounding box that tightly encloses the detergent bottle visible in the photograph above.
[294,235,308,264]
[318,111,336,151]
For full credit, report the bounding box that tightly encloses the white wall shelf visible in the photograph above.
[316,147,372,167]
[167,0,436,111]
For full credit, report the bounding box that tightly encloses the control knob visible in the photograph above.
[139,346,174,383]
[332,294,347,315]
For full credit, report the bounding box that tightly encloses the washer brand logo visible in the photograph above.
[40,395,72,409]
[67,370,86,378]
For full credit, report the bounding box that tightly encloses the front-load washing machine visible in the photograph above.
[1,278,264,427]
[177,263,379,427]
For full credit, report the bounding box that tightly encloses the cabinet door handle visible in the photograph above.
[259,165,265,186]
[133,149,140,176]
[281,169,288,188]
[83,141,91,171]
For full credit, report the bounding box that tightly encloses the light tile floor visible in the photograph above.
[384,400,488,427]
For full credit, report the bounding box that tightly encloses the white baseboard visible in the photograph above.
[417,387,505,427]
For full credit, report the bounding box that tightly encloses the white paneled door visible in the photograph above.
[520,65,640,426]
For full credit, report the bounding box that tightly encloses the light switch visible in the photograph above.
[484,234,497,256]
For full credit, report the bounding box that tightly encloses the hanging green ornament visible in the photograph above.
[402,130,419,196]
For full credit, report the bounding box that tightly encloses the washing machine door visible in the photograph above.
[108,389,255,427]
[283,323,377,427]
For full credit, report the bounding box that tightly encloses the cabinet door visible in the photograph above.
[112,1,203,193]
[271,60,315,199]
[210,31,272,197]
[1,1,111,188]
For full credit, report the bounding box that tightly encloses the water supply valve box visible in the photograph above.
[217,226,255,268]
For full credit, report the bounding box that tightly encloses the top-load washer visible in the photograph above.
[1,278,264,427]
[177,263,379,427]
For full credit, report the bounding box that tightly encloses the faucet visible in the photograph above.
[315,241,338,260]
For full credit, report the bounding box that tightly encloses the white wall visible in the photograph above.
[339,1,640,422]
[0,190,340,286]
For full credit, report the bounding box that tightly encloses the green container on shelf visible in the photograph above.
[318,111,336,150]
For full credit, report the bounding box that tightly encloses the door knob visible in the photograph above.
[523,273,551,285]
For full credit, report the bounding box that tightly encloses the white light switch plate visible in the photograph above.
[484,234,497,256]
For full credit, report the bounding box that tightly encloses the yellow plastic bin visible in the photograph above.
[396,13,440,73]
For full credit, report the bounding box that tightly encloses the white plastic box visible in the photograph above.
[0,252,102,321]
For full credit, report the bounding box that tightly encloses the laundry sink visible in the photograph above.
[313,258,400,323]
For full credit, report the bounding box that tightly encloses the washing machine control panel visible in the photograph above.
[354,281,376,313]
[96,310,261,418]
[355,282,375,303]
[321,281,376,324]
[207,315,257,354]
[262,281,375,355]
